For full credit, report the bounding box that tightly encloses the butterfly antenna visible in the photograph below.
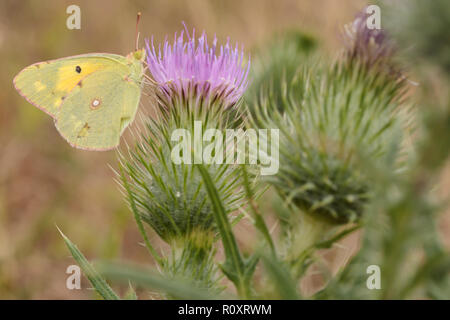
[135,12,141,51]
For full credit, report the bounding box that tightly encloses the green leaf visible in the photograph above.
[197,164,244,273]
[196,164,250,297]
[244,254,260,280]
[315,225,361,249]
[214,212,245,242]
[58,227,120,300]
[99,262,216,300]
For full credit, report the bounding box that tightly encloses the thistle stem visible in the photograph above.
[288,211,333,278]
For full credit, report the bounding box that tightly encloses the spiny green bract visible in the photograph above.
[118,85,246,242]
[250,60,413,224]
[162,231,221,294]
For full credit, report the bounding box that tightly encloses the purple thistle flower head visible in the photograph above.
[145,24,250,107]
[343,10,395,69]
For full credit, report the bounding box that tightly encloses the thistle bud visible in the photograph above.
[343,9,396,72]
[251,61,412,225]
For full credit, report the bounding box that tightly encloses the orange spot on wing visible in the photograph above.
[55,62,103,92]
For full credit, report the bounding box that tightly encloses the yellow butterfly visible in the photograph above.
[13,15,147,151]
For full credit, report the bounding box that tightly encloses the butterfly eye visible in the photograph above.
[75,66,82,73]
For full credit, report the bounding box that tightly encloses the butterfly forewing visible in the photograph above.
[13,54,128,118]
[55,69,141,150]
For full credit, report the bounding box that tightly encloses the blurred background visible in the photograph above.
[0,0,448,299]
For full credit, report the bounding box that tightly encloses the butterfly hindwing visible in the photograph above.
[13,54,128,118]
[55,69,141,150]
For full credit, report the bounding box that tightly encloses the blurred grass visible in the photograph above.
[0,0,448,299]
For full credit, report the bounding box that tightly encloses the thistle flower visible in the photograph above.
[120,27,251,242]
[343,10,396,73]
[145,25,250,107]
[119,27,251,291]
[118,63,248,292]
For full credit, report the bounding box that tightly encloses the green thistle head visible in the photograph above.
[119,26,252,243]
[118,85,245,243]
[250,61,413,224]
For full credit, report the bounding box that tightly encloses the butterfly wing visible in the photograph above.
[55,69,141,150]
[13,53,127,118]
